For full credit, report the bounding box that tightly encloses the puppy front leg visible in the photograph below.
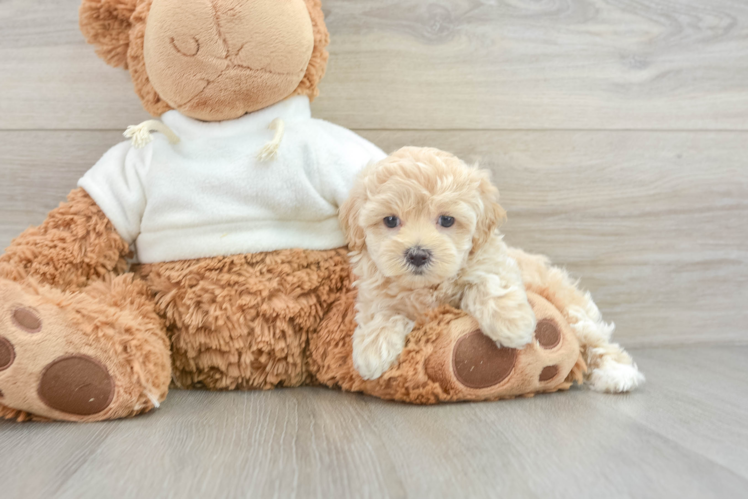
[352,313,415,380]
[461,267,537,349]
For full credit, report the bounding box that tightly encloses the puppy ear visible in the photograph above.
[471,169,507,253]
[79,0,139,68]
[339,185,367,253]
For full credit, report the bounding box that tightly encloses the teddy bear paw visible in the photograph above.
[0,279,115,420]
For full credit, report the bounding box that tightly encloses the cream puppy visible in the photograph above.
[340,147,537,380]
[341,147,644,393]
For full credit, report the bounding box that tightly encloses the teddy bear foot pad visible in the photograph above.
[0,279,120,421]
[426,291,584,401]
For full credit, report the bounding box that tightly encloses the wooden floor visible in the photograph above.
[0,346,746,498]
[1,0,748,497]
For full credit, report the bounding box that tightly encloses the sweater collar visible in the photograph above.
[160,95,312,140]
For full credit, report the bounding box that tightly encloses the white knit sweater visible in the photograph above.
[79,96,385,263]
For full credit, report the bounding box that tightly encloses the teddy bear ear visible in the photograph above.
[79,0,139,68]
[294,0,330,101]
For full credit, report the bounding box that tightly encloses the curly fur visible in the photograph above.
[508,249,645,392]
[340,147,536,380]
[340,147,642,391]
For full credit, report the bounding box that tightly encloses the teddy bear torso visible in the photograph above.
[81,97,385,390]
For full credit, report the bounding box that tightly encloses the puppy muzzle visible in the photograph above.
[405,247,433,273]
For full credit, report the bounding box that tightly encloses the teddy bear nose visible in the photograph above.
[406,247,432,268]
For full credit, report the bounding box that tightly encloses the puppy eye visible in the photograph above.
[439,216,455,228]
[383,216,400,228]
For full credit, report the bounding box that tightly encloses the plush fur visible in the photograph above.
[137,248,351,390]
[0,273,171,422]
[0,190,170,420]
[0,188,130,290]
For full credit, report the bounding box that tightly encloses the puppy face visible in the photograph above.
[341,147,506,288]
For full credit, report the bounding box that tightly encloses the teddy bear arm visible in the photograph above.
[0,187,131,291]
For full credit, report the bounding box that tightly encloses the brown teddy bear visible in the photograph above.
[0,0,641,423]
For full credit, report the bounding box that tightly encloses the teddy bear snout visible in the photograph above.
[143,0,316,121]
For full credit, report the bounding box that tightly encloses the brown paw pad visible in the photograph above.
[0,336,15,371]
[539,365,559,382]
[12,307,42,333]
[37,355,114,416]
[453,330,518,389]
[535,319,560,349]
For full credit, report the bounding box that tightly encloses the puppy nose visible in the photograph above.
[406,247,432,268]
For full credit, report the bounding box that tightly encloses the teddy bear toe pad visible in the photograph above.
[452,330,517,389]
[0,335,14,372]
[535,319,561,349]
[37,355,115,416]
[11,307,43,333]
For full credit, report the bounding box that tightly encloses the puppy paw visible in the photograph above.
[352,318,413,380]
[352,344,400,380]
[588,358,645,393]
[480,301,537,349]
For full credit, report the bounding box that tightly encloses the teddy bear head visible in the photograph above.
[80,0,329,121]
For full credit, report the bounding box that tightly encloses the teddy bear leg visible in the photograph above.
[508,247,645,393]
[0,273,171,422]
[0,188,170,421]
[310,290,585,404]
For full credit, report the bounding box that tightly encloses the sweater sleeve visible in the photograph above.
[77,140,152,245]
[312,120,387,208]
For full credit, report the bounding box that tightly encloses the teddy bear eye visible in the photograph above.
[439,216,455,228]
[383,216,400,228]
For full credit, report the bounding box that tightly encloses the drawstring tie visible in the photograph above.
[123,117,285,160]
[257,118,285,162]
[124,120,181,149]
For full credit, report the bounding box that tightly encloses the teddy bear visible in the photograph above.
[0,0,642,423]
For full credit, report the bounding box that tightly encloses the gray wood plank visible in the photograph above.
[2,130,745,347]
[0,347,739,498]
[51,390,407,498]
[612,346,748,479]
[2,0,748,130]
[0,421,114,497]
